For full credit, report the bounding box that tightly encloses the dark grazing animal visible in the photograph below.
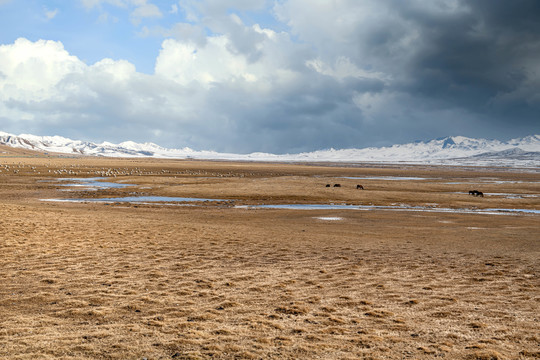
[333,184,341,187]
[356,184,364,190]
[469,190,484,197]
[326,184,331,187]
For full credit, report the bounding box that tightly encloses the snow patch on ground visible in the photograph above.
[314,217,344,221]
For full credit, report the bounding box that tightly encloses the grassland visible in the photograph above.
[0,146,538,359]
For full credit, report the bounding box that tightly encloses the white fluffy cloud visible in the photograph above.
[155,26,292,88]
[0,39,143,127]
[155,37,242,85]
[0,38,84,99]
[1,29,342,152]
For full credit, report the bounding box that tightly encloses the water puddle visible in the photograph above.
[44,196,227,204]
[236,204,540,215]
[485,208,540,214]
[449,192,539,199]
[43,177,227,205]
[54,177,134,190]
[342,176,433,181]
[41,196,539,215]
[445,179,538,185]
[41,177,539,215]
[484,193,539,199]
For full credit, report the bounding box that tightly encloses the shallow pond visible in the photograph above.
[45,196,226,204]
[55,177,134,190]
[342,176,433,181]
[41,196,539,215]
[236,204,540,215]
[42,177,539,215]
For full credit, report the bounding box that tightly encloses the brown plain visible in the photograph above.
[0,145,539,359]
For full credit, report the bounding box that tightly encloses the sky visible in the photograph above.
[0,0,539,154]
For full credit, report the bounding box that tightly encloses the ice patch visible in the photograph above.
[484,193,539,199]
[314,217,343,221]
[342,176,433,181]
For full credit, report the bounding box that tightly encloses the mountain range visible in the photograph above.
[1,131,539,168]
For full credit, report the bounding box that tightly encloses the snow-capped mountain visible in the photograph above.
[1,131,539,168]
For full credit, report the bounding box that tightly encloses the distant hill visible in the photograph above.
[1,131,539,168]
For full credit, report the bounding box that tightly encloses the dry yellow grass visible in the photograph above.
[0,148,538,359]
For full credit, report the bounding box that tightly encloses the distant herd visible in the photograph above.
[325,183,484,197]
[326,183,365,190]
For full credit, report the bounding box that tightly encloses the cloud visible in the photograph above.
[0,34,382,152]
[180,0,267,17]
[273,0,540,134]
[80,0,126,10]
[1,1,539,152]
[44,7,59,20]
[0,38,84,98]
[97,11,119,24]
[81,0,163,26]
[130,2,162,25]
[154,23,312,90]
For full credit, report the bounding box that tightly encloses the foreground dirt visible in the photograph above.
[0,151,538,359]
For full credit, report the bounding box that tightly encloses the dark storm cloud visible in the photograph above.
[393,0,540,128]
[191,73,385,153]
[260,0,539,151]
